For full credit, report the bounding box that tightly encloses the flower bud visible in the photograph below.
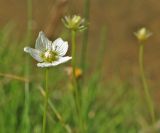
[134,27,152,42]
[62,15,87,31]
[65,66,82,79]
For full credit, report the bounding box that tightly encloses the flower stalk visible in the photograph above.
[42,68,49,133]
[139,44,155,124]
[62,14,86,132]
[71,30,84,133]
[135,27,156,125]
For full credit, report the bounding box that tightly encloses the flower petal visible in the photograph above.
[52,56,72,65]
[24,47,43,62]
[37,62,53,67]
[52,38,68,56]
[35,31,52,52]
[37,56,72,67]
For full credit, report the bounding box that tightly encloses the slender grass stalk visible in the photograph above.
[81,0,90,74]
[48,100,72,133]
[23,57,30,133]
[21,0,32,132]
[139,44,156,124]
[71,30,84,133]
[0,73,28,82]
[96,26,107,70]
[25,0,32,47]
[39,87,72,133]
[27,0,32,40]
[42,68,49,133]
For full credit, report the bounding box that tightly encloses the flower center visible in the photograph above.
[41,50,58,63]
[44,51,52,58]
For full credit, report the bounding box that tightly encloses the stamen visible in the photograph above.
[41,50,58,63]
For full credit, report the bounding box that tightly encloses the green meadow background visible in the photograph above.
[0,0,160,132]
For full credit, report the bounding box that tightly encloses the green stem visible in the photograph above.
[21,0,32,132]
[23,57,30,133]
[71,31,76,74]
[81,0,90,74]
[42,68,49,133]
[71,30,84,133]
[27,0,32,40]
[96,26,107,70]
[139,44,155,124]
[48,100,72,133]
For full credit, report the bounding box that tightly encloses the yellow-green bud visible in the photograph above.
[62,15,87,31]
[134,27,152,42]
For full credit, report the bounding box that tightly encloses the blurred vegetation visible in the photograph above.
[0,0,160,133]
[0,22,149,133]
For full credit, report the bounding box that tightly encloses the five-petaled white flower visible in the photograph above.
[24,31,72,67]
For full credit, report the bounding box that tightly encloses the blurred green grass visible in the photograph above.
[0,23,144,133]
[0,0,160,132]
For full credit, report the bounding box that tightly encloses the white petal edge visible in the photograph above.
[52,38,68,56]
[35,31,52,51]
[37,56,72,67]
[24,47,43,62]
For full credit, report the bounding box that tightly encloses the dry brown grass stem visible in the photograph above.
[44,0,68,38]
[0,72,29,82]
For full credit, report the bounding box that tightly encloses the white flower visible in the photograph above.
[24,31,72,67]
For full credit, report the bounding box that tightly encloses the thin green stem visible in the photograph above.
[27,0,32,40]
[22,57,30,133]
[96,26,107,70]
[42,68,49,133]
[71,31,76,74]
[139,44,156,124]
[21,0,32,132]
[71,30,84,133]
[48,100,72,133]
[81,0,90,74]
[39,86,72,133]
